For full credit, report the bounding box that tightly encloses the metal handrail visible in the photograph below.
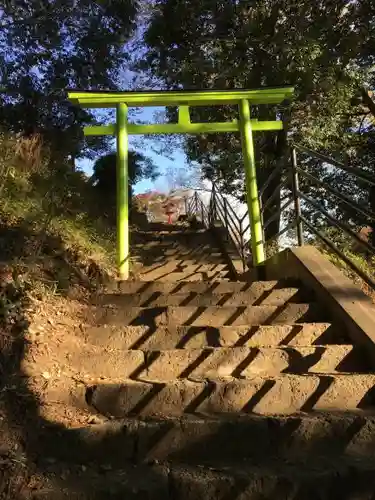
[297,191,375,254]
[186,184,249,270]
[213,197,247,258]
[184,144,374,288]
[215,196,242,232]
[291,146,375,289]
[263,197,293,231]
[296,167,375,223]
[213,182,243,224]
[295,145,375,187]
[260,176,290,215]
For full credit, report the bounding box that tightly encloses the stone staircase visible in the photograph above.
[31,224,375,498]
[130,223,233,282]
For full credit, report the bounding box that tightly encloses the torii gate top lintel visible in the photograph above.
[68,86,294,137]
[68,86,294,108]
[67,86,294,280]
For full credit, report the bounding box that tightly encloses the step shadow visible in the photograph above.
[2,279,375,496]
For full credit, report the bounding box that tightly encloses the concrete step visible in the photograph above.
[159,462,375,500]
[134,345,363,379]
[137,256,227,266]
[87,373,375,417]
[136,227,207,234]
[137,273,232,282]
[94,288,306,308]
[57,345,364,380]
[157,247,223,255]
[134,259,227,272]
[134,242,222,251]
[22,450,375,500]
[138,254,227,264]
[88,303,327,327]
[132,232,213,244]
[83,323,344,350]
[133,241,223,250]
[139,262,229,276]
[114,279,301,295]
[21,458,375,499]
[21,462,170,499]
[33,341,362,382]
[134,242,222,253]
[138,269,231,282]
[134,249,225,261]
[42,412,375,467]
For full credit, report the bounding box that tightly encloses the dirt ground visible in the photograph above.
[0,287,115,498]
[0,222,178,498]
[1,217,373,498]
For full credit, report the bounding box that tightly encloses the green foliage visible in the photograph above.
[0,131,117,296]
[314,227,375,299]
[0,0,139,162]
[142,0,375,241]
[91,150,159,220]
[92,150,159,194]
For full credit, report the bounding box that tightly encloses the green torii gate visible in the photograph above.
[68,87,294,280]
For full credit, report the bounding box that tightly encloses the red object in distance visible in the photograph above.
[164,202,176,224]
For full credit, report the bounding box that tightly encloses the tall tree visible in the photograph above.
[91,150,159,220]
[0,0,139,163]
[142,0,375,242]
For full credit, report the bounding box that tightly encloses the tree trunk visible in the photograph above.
[70,154,76,171]
[257,129,287,248]
[258,155,281,245]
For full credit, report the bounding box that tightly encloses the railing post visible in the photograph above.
[223,198,229,241]
[195,191,199,215]
[210,184,216,226]
[238,99,265,269]
[291,147,304,246]
[239,219,246,272]
[184,196,188,216]
[213,188,218,224]
[258,194,266,245]
[259,195,263,225]
[116,102,129,280]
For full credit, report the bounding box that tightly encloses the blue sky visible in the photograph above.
[76,105,189,194]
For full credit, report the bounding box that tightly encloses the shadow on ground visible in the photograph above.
[0,218,111,299]
[130,222,234,274]
[1,224,375,497]
[3,314,375,498]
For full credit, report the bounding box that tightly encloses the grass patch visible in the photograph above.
[315,239,375,302]
[0,154,117,300]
